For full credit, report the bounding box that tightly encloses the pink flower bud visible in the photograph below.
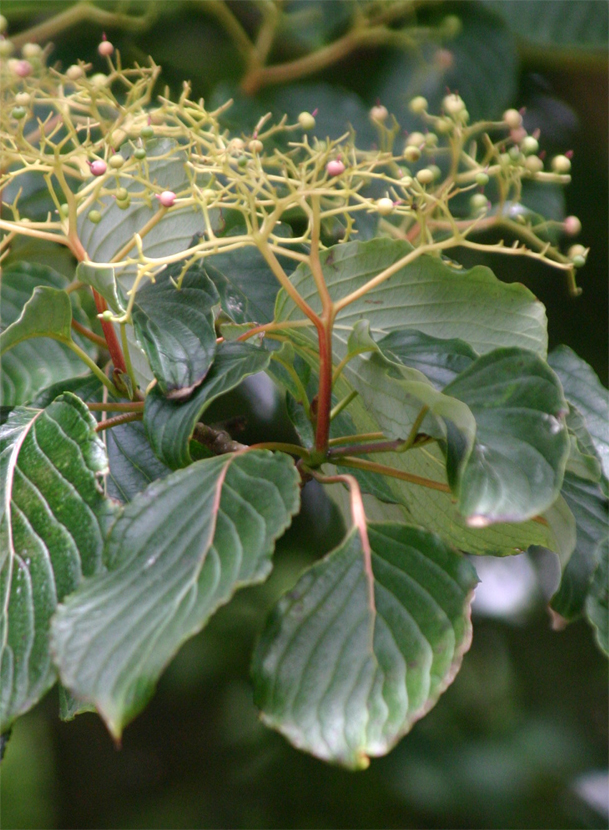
[563,215,581,236]
[98,39,114,57]
[326,160,345,177]
[157,190,176,207]
[89,159,107,176]
[13,59,32,78]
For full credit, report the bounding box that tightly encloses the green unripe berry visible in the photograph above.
[521,136,539,155]
[404,146,421,163]
[237,154,247,167]
[552,154,571,173]
[202,188,215,201]
[59,203,70,218]
[11,106,26,120]
[424,132,438,148]
[409,96,428,114]
[376,197,394,216]
[572,255,586,269]
[524,155,544,174]
[475,172,489,186]
[101,310,114,321]
[15,92,31,107]
[88,209,102,224]
[133,147,146,160]
[416,168,434,185]
[117,197,131,210]
[470,193,488,214]
[503,108,522,129]
[298,111,316,130]
[0,38,14,58]
[499,152,511,165]
[109,154,125,169]
[140,125,154,139]
[508,146,521,161]
[115,187,129,201]
[436,117,452,134]
[428,164,441,181]
[442,14,462,37]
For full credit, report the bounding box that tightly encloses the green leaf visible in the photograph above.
[0,286,73,351]
[1,263,96,406]
[205,227,297,325]
[105,420,172,502]
[131,261,220,397]
[31,375,103,410]
[252,523,477,768]
[276,239,548,357]
[52,450,300,738]
[0,394,117,731]
[550,472,608,619]
[74,264,124,312]
[342,320,476,453]
[586,538,609,656]
[443,348,569,523]
[144,341,271,469]
[548,346,609,480]
[376,330,477,390]
[325,384,559,557]
[486,0,608,50]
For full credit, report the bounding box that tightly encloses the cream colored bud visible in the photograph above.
[416,168,434,185]
[376,197,394,215]
[503,108,522,129]
[370,104,389,123]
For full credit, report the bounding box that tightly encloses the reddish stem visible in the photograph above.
[92,291,127,374]
[314,318,333,454]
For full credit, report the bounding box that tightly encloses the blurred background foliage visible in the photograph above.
[1,2,607,828]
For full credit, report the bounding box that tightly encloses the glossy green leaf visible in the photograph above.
[131,261,220,396]
[253,523,477,768]
[0,394,117,731]
[443,348,569,523]
[144,341,271,469]
[323,377,559,557]
[376,330,477,390]
[276,239,548,357]
[52,450,300,738]
[1,263,96,406]
[342,320,476,456]
[585,538,609,656]
[486,0,608,49]
[550,472,608,620]
[105,420,172,503]
[548,346,609,480]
